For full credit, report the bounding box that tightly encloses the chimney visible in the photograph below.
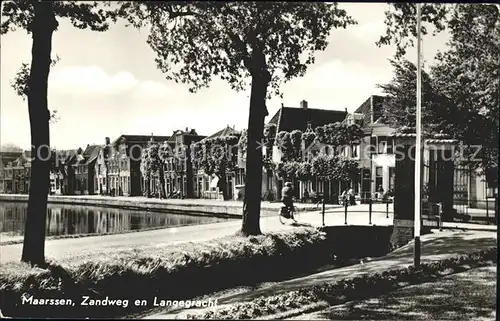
[185,127,189,132]
[300,100,308,110]
[281,102,284,108]
[105,137,110,145]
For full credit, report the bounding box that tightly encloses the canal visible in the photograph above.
[0,201,233,241]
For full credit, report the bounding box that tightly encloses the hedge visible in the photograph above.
[0,227,339,318]
[186,247,498,320]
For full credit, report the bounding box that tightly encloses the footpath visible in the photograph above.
[143,229,498,319]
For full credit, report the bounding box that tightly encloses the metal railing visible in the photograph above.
[318,197,394,226]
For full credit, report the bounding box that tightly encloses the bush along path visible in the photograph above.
[185,247,498,320]
[0,228,346,318]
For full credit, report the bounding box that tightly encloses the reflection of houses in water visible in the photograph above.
[46,207,62,236]
[1,202,228,238]
[93,209,131,234]
[0,203,26,235]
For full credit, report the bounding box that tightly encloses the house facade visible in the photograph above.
[348,95,397,201]
[194,125,239,200]
[72,145,102,195]
[94,138,109,195]
[161,128,206,198]
[0,151,23,193]
[4,151,31,194]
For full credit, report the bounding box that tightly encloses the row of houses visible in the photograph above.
[1,95,497,209]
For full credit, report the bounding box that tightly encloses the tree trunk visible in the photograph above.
[21,1,58,267]
[238,56,270,236]
[145,174,151,198]
[159,166,167,199]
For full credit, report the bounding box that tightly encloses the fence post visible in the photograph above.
[369,198,372,225]
[495,195,498,225]
[486,197,489,224]
[322,197,325,227]
[438,202,443,231]
[386,200,389,218]
[344,200,348,225]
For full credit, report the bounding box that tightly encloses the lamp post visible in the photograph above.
[414,3,423,268]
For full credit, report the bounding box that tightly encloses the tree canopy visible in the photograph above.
[377,4,499,172]
[124,2,357,97]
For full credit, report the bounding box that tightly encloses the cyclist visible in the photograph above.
[281,182,296,221]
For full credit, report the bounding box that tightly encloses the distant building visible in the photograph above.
[73,144,102,195]
[59,149,81,195]
[1,151,32,194]
[0,151,23,193]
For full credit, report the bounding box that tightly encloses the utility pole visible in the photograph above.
[414,3,423,268]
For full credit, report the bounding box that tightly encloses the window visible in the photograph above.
[387,137,394,154]
[389,167,395,191]
[375,167,383,190]
[485,167,498,198]
[377,136,387,154]
[369,136,377,155]
[343,146,349,157]
[351,145,359,158]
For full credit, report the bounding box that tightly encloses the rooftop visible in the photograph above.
[268,101,347,134]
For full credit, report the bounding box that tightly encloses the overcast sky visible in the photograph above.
[0,3,450,150]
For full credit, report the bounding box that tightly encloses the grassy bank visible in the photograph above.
[186,247,497,320]
[295,265,497,320]
[0,227,343,318]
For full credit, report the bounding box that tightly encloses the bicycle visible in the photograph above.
[279,205,300,224]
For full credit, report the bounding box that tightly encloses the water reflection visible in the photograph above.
[0,202,231,238]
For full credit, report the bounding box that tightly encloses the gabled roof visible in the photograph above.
[0,151,23,167]
[83,145,102,165]
[206,126,239,140]
[268,106,347,134]
[12,151,31,167]
[112,135,172,146]
[166,128,201,142]
[353,95,386,127]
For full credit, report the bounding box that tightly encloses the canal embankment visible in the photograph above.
[0,194,339,218]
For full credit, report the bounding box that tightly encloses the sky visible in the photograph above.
[0,3,450,150]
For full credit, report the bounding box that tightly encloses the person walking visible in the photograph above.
[281,182,296,221]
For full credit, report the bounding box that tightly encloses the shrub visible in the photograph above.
[0,228,333,318]
[187,247,497,320]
